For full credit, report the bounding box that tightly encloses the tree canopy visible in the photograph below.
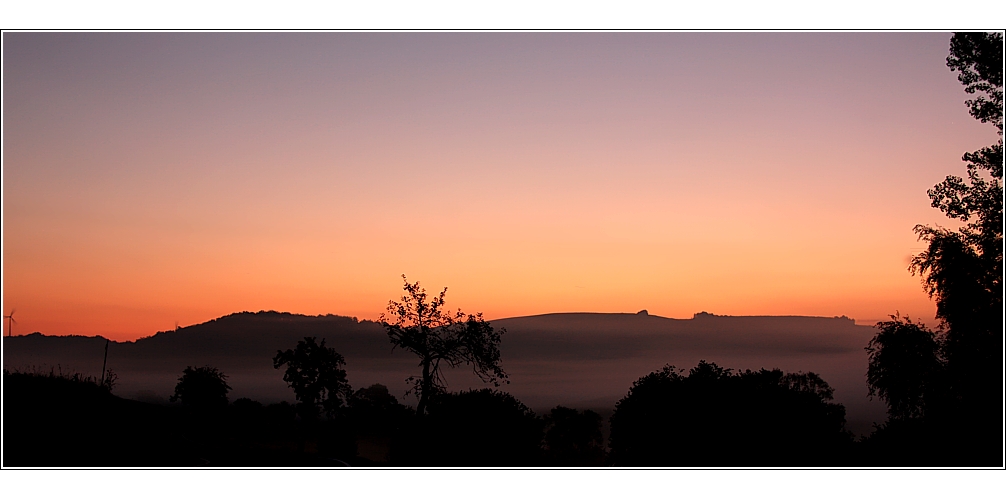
[865,315,945,421]
[914,32,1003,342]
[946,32,1003,132]
[542,406,606,466]
[273,337,352,419]
[169,366,231,409]
[380,275,507,415]
[866,34,1003,462]
[417,389,542,466]
[608,361,849,466]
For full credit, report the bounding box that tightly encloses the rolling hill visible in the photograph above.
[2,310,885,435]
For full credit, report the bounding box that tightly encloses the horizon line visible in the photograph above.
[3,309,884,341]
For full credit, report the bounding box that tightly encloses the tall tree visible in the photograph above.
[911,32,1003,407]
[273,337,352,419]
[868,32,1003,427]
[380,275,507,415]
[946,32,1003,133]
[865,315,945,421]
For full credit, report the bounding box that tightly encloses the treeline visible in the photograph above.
[4,356,853,467]
[857,32,1003,467]
[4,33,1000,468]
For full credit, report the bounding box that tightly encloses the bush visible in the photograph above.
[170,366,231,409]
[543,406,606,466]
[609,361,851,466]
[401,389,543,466]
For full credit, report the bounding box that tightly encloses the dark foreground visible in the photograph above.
[2,370,1000,467]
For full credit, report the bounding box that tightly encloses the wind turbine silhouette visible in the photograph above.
[4,309,15,337]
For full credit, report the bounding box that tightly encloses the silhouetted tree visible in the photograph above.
[865,315,946,421]
[609,361,849,466]
[946,32,1003,133]
[380,275,507,415]
[347,384,412,434]
[917,32,1002,387]
[273,337,352,420]
[351,383,403,411]
[170,366,231,409]
[348,384,406,418]
[542,406,606,466]
[338,383,414,464]
[869,33,1003,439]
[414,389,542,466]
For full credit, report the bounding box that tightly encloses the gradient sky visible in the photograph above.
[2,32,999,341]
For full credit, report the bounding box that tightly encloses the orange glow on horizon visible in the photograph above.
[2,33,989,341]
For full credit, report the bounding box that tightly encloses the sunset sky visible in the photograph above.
[2,32,999,341]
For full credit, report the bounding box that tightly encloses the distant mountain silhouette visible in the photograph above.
[2,310,884,435]
[496,311,867,359]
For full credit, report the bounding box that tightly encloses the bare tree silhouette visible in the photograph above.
[380,275,507,415]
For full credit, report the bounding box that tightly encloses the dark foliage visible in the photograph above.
[273,337,352,420]
[542,406,607,466]
[865,315,946,421]
[857,414,999,467]
[946,32,1003,131]
[381,275,507,415]
[350,383,405,413]
[914,32,1004,394]
[608,361,851,466]
[3,369,199,466]
[867,33,1003,465]
[340,384,414,463]
[170,366,231,409]
[396,389,543,466]
[346,383,412,434]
